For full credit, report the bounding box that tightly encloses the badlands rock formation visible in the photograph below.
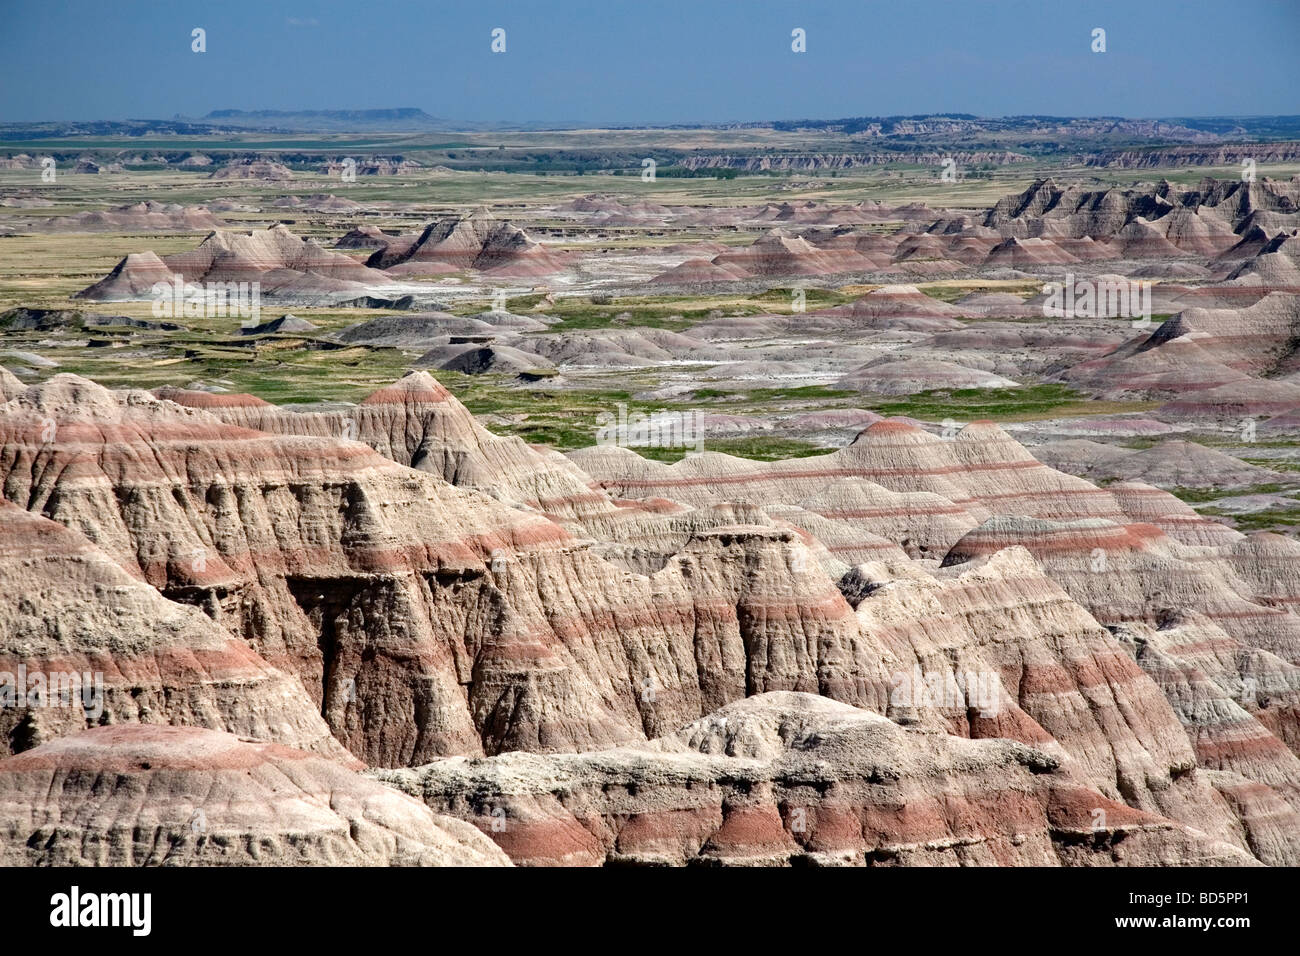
[0,500,350,760]
[0,726,509,866]
[981,177,1295,250]
[3,368,1300,866]
[12,172,1300,867]
[365,211,568,277]
[1033,439,1287,489]
[376,692,1252,866]
[26,201,226,233]
[209,158,294,181]
[640,176,1298,287]
[76,224,396,302]
[1062,292,1300,402]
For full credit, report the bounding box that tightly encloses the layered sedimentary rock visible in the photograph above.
[983,177,1299,255]
[375,692,1252,867]
[5,367,1299,864]
[31,201,226,233]
[1105,481,1242,547]
[985,236,1081,267]
[0,374,886,767]
[154,371,615,522]
[794,478,980,559]
[570,419,1132,552]
[1062,292,1300,401]
[836,356,1020,394]
[944,517,1259,634]
[0,501,350,761]
[709,229,878,277]
[0,374,596,763]
[941,517,1300,750]
[208,159,293,181]
[76,224,395,302]
[840,548,1249,846]
[1034,438,1286,489]
[366,211,568,277]
[1112,614,1300,865]
[0,726,509,866]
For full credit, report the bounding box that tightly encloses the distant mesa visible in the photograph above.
[209,158,294,181]
[321,156,423,176]
[201,107,449,132]
[27,200,226,234]
[73,159,124,174]
[272,193,362,213]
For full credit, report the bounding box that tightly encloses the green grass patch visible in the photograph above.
[634,437,833,463]
[692,385,857,401]
[1170,484,1290,504]
[1241,458,1300,472]
[869,384,1082,420]
[1196,507,1300,533]
[752,287,853,310]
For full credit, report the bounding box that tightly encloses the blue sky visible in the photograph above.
[1,0,1297,124]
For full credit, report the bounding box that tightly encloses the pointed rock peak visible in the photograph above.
[126,249,167,263]
[361,370,454,405]
[956,419,1014,441]
[855,417,927,440]
[0,366,26,401]
[14,373,132,421]
[15,374,215,426]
